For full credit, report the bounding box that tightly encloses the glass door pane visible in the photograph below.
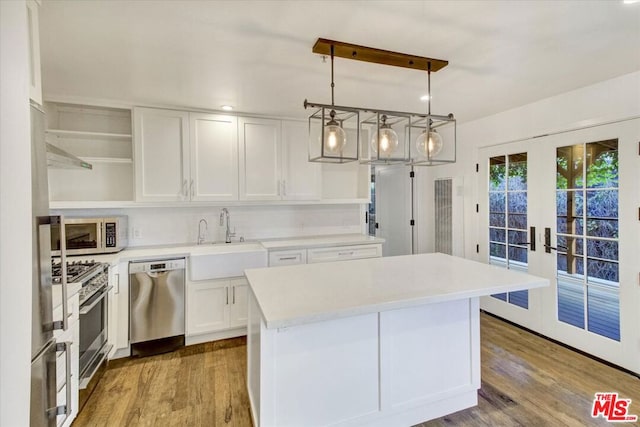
[556,140,619,341]
[489,152,529,308]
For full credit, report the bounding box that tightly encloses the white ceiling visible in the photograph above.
[40,0,640,123]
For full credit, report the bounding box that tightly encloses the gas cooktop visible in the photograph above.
[51,260,104,284]
[51,260,109,305]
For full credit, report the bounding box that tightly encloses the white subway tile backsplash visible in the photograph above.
[52,204,363,247]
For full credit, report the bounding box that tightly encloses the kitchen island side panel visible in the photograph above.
[247,291,481,427]
[381,297,480,410]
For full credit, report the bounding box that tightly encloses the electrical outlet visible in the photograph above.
[132,227,142,239]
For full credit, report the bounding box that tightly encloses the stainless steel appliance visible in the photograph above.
[51,260,111,411]
[30,102,72,427]
[51,216,128,256]
[129,259,186,356]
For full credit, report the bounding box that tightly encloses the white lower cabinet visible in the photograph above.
[229,278,249,328]
[109,262,131,359]
[187,279,229,335]
[53,293,79,427]
[187,277,248,337]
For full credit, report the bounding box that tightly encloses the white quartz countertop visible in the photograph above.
[68,234,383,266]
[245,253,549,330]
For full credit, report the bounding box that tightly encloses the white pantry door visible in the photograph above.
[479,118,640,374]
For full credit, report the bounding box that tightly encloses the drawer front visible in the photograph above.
[269,249,307,266]
[307,244,382,264]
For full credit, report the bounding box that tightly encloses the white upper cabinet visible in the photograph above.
[26,0,42,105]
[239,118,321,201]
[134,107,189,202]
[239,117,281,200]
[190,113,238,201]
[132,107,366,205]
[281,120,321,200]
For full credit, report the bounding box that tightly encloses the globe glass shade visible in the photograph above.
[370,127,399,158]
[415,129,443,158]
[323,123,347,155]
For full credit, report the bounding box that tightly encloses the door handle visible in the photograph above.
[544,227,567,253]
[78,286,112,314]
[514,226,536,251]
[52,342,72,420]
[44,215,68,332]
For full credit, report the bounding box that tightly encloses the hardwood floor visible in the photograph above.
[74,313,640,427]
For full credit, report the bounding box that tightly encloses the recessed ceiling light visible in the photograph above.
[623,0,640,4]
[420,95,431,102]
[221,105,233,111]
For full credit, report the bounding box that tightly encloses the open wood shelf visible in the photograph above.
[46,129,132,141]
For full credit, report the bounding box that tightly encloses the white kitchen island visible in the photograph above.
[245,253,548,427]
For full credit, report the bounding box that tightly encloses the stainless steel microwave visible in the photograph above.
[51,216,128,256]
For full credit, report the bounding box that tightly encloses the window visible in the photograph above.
[488,153,529,308]
[556,140,619,341]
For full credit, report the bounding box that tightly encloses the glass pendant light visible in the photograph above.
[415,126,443,157]
[414,63,444,160]
[323,110,347,154]
[370,115,399,158]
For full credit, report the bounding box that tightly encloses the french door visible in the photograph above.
[479,119,640,374]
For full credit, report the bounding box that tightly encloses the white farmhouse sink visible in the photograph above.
[189,242,267,281]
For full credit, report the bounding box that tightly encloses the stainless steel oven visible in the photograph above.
[77,266,111,394]
[51,259,112,412]
[51,216,128,256]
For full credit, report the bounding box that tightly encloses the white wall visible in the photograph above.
[52,204,363,247]
[0,1,33,426]
[416,71,640,257]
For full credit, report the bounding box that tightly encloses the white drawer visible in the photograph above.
[307,244,382,264]
[269,249,307,266]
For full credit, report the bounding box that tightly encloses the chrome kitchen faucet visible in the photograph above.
[220,208,235,243]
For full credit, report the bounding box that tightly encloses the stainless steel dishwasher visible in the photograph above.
[129,258,185,356]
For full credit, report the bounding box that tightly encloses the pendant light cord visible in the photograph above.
[427,62,431,116]
[330,45,335,106]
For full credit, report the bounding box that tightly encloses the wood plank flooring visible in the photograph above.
[73,313,640,427]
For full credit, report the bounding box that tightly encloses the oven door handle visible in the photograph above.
[79,286,113,315]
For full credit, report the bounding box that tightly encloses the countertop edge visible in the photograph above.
[261,279,549,330]
[78,234,383,266]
